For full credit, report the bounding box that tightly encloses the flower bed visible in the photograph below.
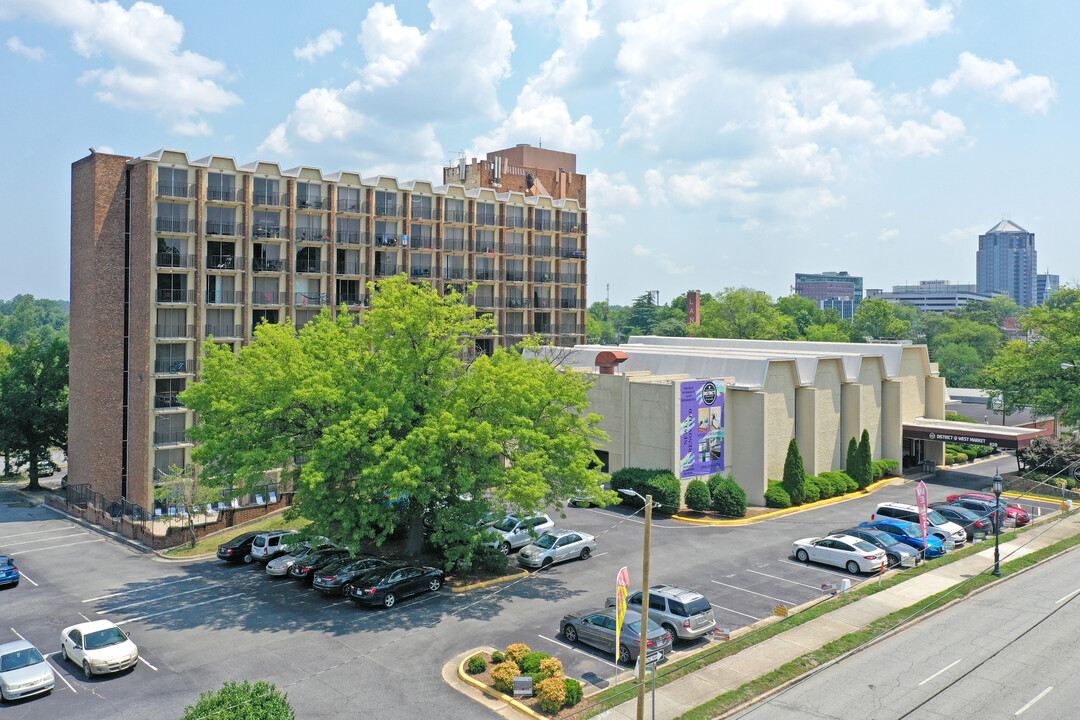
[465,644,585,718]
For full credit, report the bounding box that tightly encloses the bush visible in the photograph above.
[537,657,564,682]
[846,437,858,472]
[871,458,900,479]
[709,473,748,517]
[476,544,510,575]
[801,478,820,503]
[181,680,294,720]
[782,438,809,505]
[490,650,505,664]
[819,471,856,494]
[852,430,873,490]
[505,643,531,666]
[491,661,520,694]
[684,479,711,512]
[955,452,969,462]
[467,655,487,674]
[764,483,792,509]
[563,677,584,707]
[813,474,837,499]
[611,467,682,513]
[520,651,551,674]
[536,676,568,713]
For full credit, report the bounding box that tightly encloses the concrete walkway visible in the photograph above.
[597,508,1080,720]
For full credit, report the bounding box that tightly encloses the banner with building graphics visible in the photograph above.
[678,379,726,478]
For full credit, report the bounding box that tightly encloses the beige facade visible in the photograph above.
[560,337,945,506]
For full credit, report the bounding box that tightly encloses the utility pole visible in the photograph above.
[636,494,653,720]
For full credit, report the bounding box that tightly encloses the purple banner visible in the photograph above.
[679,379,725,478]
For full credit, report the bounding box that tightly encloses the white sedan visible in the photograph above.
[0,640,54,701]
[60,620,139,680]
[792,534,886,574]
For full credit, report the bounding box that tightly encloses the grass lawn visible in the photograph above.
[164,514,312,557]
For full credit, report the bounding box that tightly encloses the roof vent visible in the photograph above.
[516,143,531,147]
[595,351,628,375]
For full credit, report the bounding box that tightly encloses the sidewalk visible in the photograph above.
[596,509,1080,720]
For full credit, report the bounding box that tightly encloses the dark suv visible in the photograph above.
[216,532,261,563]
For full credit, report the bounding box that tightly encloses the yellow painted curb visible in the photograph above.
[672,477,895,526]
[452,570,529,593]
[457,654,548,720]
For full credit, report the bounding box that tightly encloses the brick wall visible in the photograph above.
[127,162,154,507]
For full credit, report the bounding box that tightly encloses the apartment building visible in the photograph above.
[70,146,588,509]
[794,271,863,319]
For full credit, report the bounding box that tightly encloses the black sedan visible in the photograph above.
[288,549,350,584]
[312,557,404,595]
[347,565,444,608]
[216,532,261,563]
[929,503,995,541]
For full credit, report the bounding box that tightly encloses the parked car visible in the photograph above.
[266,542,333,577]
[870,502,966,546]
[313,557,404,595]
[0,557,19,588]
[60,620,138,680]
[0,640,54,701]
[249,530,299,563]
[216,532,261,563]
[942,498,1010,529]
[346,565,444,608]
[619,585,716,641]
[517,530,596,569]
[928,503,994,541]
[288,548,350,584]
[859,519,945,558]
[485,514,555,554]
[560,607,673,665]
[946,493,1030,526]
[792,535,886,574]
[829,527,920,568]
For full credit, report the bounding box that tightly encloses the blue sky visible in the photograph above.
[0,0,1072,306]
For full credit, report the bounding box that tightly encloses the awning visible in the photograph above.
[904,418,1052,450]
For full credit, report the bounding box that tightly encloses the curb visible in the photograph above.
[17,489,154,555]
[457,650,548,720]
[452,570,529,592]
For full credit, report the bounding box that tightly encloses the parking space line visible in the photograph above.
[710,603,758,620]
[537,634,605,662]
[918,659,961,686]
[1016,687,1052,715]
[0,527,79,540]
[327,599,353,607]
[594,552,609,558]
[78,612,91,622]
[10,627,26,641]
[17,539,105,554]
[4,532,88,548]
[1054,587,1080,604]
[710,581,794,606]
[46,656,76,693]
[17,570,38,587]
[99,586,211,613]
[746,569,818,589]
[83,576,200,603]
[138,656,159,671]
[116,592,245,625]
[776,558,853,577]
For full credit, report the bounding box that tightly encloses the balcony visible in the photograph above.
[253,193,288,208]
[207,187,238,203]
[533,245,554,258]
[336,230,369,246]
[534,272,555,284]
[504,323,526,335]
[153,392,185,410]
[504,243,526,256]
[206,290,239,305]
[442,266,468,281]
[157,183,195,199]
[504,271,526,283]
[337,199,368,214]
[560,298,583,310]
[374,264,405,278]
[532,218,553,231]
[503,215,527,229]
[154,358,193,374]
[296,228,330,243]
[253,258,287,273]
[472,295,498,309]
[374,203,400,218]
[205,221,242,237]
[560,323,587,335]
[153,430,189,446]
[561,247,586,259]
[475,241,497,254]
[336,261,366,276]
[295,292,327,307]
[296,260,329,274]
[504,297,531,309]
[475,213,497,227]
[443,238,467,252]
[374,234,401,247]
[533,325,554,336]
[297,197,330,211]
[156,217,195,234]
[207,255,244,270]
[205,324,241,338]
[155,252,195,269]
[253,224,289,239]
[533,297,553,309]
[155,324,194,339]
[410,235,437,250]
[409,266,433,279]
[411,206,438,221]
[336,293,367,306]
[560,273,585,285]
[156,288,195,304]
[474,268,497,282]
[444,209,469,224]
[560,222,587,234]
[252,291,283,306]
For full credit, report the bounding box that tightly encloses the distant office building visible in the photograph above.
[1037,272,1060,306]
[875,280,1005,313]
[976,220,1037,307]
[794,271,863,319]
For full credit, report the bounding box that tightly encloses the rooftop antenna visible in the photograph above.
[606,283,610,304]
[538,136,542,148]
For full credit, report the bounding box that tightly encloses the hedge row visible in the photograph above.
[614,468,750,517]
[611,467,682,514]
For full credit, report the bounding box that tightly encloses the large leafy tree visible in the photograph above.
[853,298,912,340]
[181,680,294,720]
[0,294,69,345]
[0,336,68,491]
[184,277,609,565]
[692,288,792,340]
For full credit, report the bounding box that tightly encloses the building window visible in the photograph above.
[338,186,364,213]
[158,167,189,197]
[476,202,496,226]
[253,177,281,206]
[444,198,465,223]
[375,190,398,216]
[296,182,322,209]
[207,172,236,202]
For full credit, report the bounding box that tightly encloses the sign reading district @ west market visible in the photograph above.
[678,379,726,478]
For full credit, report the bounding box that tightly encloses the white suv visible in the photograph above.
[871,502,965,547]
[485,514,555,554]
[249,530,299,563]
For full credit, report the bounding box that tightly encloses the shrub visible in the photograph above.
[537,657,564,682]
[491,661,520,694]
[852,430,873,490]
[476,544,509,575]
[871,458,900,479]
[611,467,682,513]
[684,479,711,512]
[505,643,531,666]
[490,650,505,664]
[563,677,584,707]
[536,676,568,713]
[819,471,856,494]
[801,478,820,503]
[955,452,969,462]
[764,483,792,509]
[709,473,748,517]
[467,655,487,674]
[846,437,858,472]
[782,438,809,505]
[181,680,294,720]
[814,474,837,499]
[520,651,551,674]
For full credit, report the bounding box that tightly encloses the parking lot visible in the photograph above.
[0,463,1062,718]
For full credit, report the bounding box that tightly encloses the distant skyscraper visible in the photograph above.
[1037,272,1060,306]
[794,271,863,319]
[976,220,1037,307]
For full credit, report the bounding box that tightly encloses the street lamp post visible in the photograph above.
[992,471,1003,577]
[619,488,658,720]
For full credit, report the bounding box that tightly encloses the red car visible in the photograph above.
[945,493,1030,526]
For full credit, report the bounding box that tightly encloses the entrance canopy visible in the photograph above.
[903,418,1052,450]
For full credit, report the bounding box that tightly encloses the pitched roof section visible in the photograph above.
[986,219,1028,234]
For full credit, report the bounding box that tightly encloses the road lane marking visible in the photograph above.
[16,539,105,554]
[46,656,76,693]
[0,528,80,540]
[17,570,38,587]
[1054,587,1080,604]
[116,592,245,625]
[3,532,88,548]
[777,558,853,577]
[10,627,26,641]
[83,577,200,603]
[99,586,211,613]
[1016,687,1052,715]
[137,656,159,671]
[327,599,353,607]
[746,569,818,589]
[710,604,758,620]
[594,552,609,557]
[711,581,794,606]
[918,659,961,686]
[537,634,602,661]
[78,613,91,622]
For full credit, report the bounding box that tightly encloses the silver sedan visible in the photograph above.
[517,530,596,569]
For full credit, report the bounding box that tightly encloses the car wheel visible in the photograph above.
[618,645,632,665]
[383,592,396,608]
[563,625,578,643]
[886,553,899,567]
[428,577,442,592]
[541,557,553,569]
[500,542,511,555]
[243,553,254,564]
[579,547,591,560]
[795,549,809,563]
[662,623,678,641]
[83,661,93,680]
[846,560,860,574]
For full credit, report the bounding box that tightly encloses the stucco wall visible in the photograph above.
[857,357,885,460]
[627,381,675,470]
[763,362,797,481]
[588,374,627,472]
[728,388,767,505]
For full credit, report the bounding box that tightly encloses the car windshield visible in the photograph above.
[0,648,45,672]
[896,525,919,538]
[853,540,878,553]
[685,598,711,615]
[927,510,948,525]
[871,532,899,546]
[84,627,128,650]
[534,534,558,549]
[628,618,662,634]
[493,517,520,532]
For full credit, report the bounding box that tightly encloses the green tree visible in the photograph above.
[0,336,68,491]
[804,323,857,342]
[0,295,69,345]
[692,288,791,340]
[853,298,911,340]
[845,436,858,472]
[586,316,618,344]
[853,430,873,490]
[653,317,687,337]
[181,680,294,720]
[935,342,982,387]
[781,438,808,505]
[155,468,221,548]
[625,293,659,335]
[184,277,610,564]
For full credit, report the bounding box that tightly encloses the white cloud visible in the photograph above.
[879,228,900,243]
[932,52,1056,114]
[294,29,343,62]
[938,224,985,246]
[467,86,602,157]
[644,168,667,205]
[357,3,426,89]
[529,0,602,93]
[258,87,365,155]
[7,35,45,61]
[877,110,966,157]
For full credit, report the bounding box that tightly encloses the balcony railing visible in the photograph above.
[296,292,327,307]
[207,187,238,202]
[442,267,468,281]
[475,241,497,254]
[336,261,366,276]
[253,224,288,239]
[205,221,240,237]
[156,218,195,234]
[374,264,405,278]
[336,230,369,246]
[252,291,283,306]
[533,245,554,258]
[153,392,185,410]
[335,293,367,306]
[443,238,467,252]
[503,271,526,283]
[532,218,553,231]
[205,324,241,338]
[253,193,288,207]
[154,358,193,374]
[533,297,554,309]
[409,266,433,279]
[560,222,587,234]
[472,295,498,309]
[560,298,584,310]
[503,215,527,229]
[503,297,531,309]
[561,247,586,259]
[253,258,287,273]
[297,197,330,211]
[374,234,401,247]
[155,324,194,338]
[156,288,194,304]
[534,272,555,283]
[533,325,554,335]
[206,290,239,305]
[157,183,195,199]
[443,209,468,223]
[505,323,526,335]
[411,206,438,221]
[474,268,497,282]
[560,273,584,285]
[475,213,497,227]
[504,243,526,256]
[296,228,330,243]
[155,252,195,269]
[207,255,244,270]
[374,204,400,218]
[337,199,368,214]
[153,430,189,446]
[296,260,329,274]
[410,235,437,250]
[560,323,587,335]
